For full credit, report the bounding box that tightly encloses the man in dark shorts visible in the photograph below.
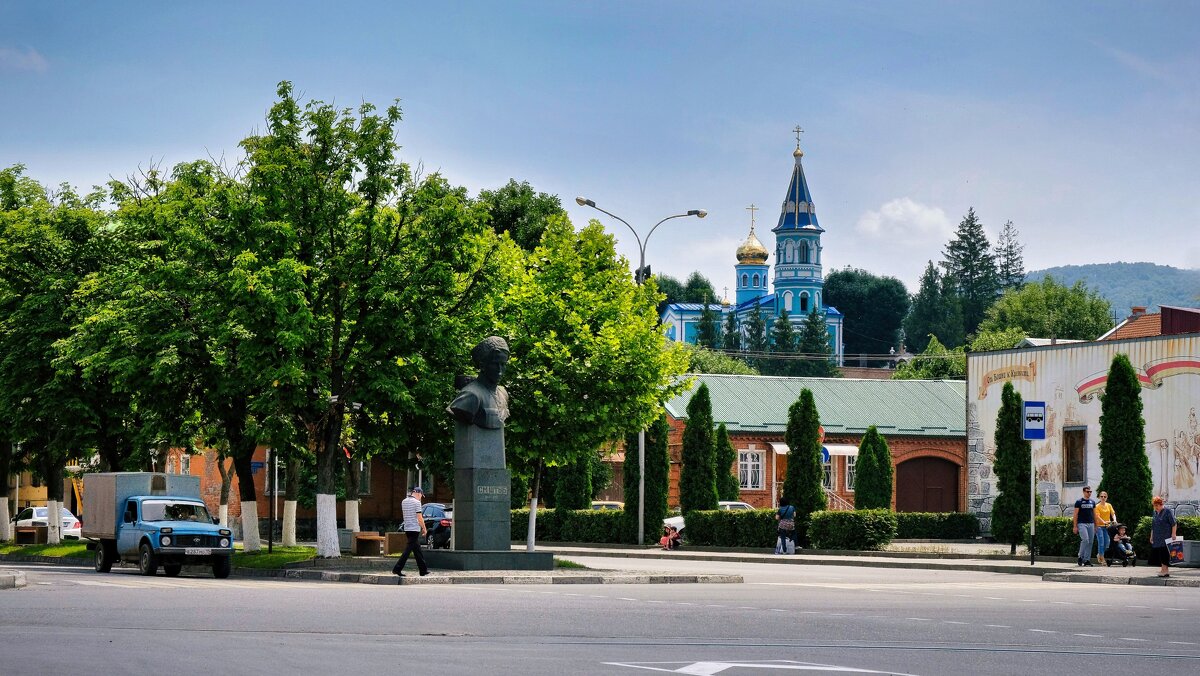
[1072,486,1096,566]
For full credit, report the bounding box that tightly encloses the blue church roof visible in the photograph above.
[774,148,823,233]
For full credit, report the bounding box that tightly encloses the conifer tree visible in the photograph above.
[941,207,1000,338]
[1098,354,1153,524]
[722,311,741,352]
[903,261,966,352]
[766,311,799,376]
[696,301,720,349]
[783,389,827,544]
[795,307,838,377]
[743,304,769,369]
[991,381,1031,554]
[679,383,718,514]
[622,413,671,543]
[553,455,592,510]
[994,220,1025,291]
[714,423,741,501]
[853,426,893,509]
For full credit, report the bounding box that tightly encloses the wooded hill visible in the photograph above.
[1026,262,1200,317]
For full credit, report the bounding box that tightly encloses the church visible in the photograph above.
[660,135,845,365]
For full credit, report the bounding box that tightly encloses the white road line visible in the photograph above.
[943,621,970,625]
[1126,605,1149,609]
[905,618,932,622]
[618,598,638,601]
[1165,608,1186,611]
[1075,634,1103,638]
[1051,601,1072,605]
[769,609,787,612]
[1168,641,1197,646]
[1029,629,1057,634]
[1120,638,1148,642]
[984,624,1011,629]
[985,596,1004,600]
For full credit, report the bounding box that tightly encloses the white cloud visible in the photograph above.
[855,197,952,241]
[0,46,49,73]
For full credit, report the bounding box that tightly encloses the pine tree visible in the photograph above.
[795,307,838,377]
[853,426,893,509]
[714,423,740,501]
[903,261,944,354]
[991,381,1031,554]
[766,311,798,376]
[941,207,1000,338]
[1097,353,1153,524]
[553,455,592,510]
[622,413,671,543]
[679,383,718,514]
[783,389,827,545]
[696,301,720,348]
[744,304,768,369]
[722,311,741,352]
[994,220,1025,291]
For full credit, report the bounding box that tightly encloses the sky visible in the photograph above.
[2,2,1198,294]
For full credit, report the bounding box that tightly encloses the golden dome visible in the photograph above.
[736,228,769,264]
[721,296,731,307]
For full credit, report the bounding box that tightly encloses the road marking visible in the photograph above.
[1029,629,1056,634]
[943,621,969,625]
[1075,634,1103,638]
[905,618,932,622]
[1051,601,1072,605]
[1120,638,1148,642]
[1168,641,1197,646]
[984,624,1011,629]
[769,609,787,612]
[1126,605,1149,609]
[619,598,638,602]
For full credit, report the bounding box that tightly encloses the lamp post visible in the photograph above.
[574,196,706,544]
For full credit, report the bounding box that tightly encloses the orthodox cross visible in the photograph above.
[723,286,729,302]
[746,203,758,231]
[793,125,804,148]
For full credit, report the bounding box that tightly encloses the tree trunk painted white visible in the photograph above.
[316,493,339,558]
[282,500,297,546]
[345,500,360,532]
[218,504,229,528]
[240,500,261,552]
[0,498,10,541]
[526,495,538,552]
[46,498,62,545]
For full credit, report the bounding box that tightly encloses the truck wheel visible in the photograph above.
[213,556,231,579]
[94,541,113,573]
[138,542,159,576]
[163,564,182,577]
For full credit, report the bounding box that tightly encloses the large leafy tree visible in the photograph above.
[903,261,964,352]
[1097,354,1153,524]
[714,423,740,501]
[654,271,716,315]
[979,275,1113,340]
[994,220,1025,291]
[824,268,910,361]
[941,208,1000,338]
[679,383,718,514]
[794,308,838,377]
[681,344,758,375]
[622,412,670,544]
[853,426,893,510]
[475,179,565,252]
[991,381,1031,554]
[891,336,966,380]
[783,388,826,545]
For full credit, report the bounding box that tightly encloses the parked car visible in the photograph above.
[663,501,756,538]
[13,506,82,540]
[590,501,624,511]
[422,503,453,549]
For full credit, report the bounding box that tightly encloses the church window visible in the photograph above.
[800,292,809,313]
[752,273,759,287]
[782,291,793,312]
[799,241,811,264]
[741,273,749,288]
[784,240,794,263]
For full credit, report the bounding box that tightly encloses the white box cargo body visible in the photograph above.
[82,473,202,540]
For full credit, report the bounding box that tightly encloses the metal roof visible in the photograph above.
[663,373,965,437]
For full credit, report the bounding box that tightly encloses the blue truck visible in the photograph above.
[82,472,234,578]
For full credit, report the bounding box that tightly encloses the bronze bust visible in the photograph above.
[447,336,510,429]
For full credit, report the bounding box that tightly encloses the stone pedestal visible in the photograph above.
[423,549,554,571]
[452,421,511,551]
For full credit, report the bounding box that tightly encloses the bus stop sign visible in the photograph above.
[1023,401,1046,440]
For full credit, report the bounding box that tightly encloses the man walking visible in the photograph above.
[393,486,430,577]
[1072,485,1097,566]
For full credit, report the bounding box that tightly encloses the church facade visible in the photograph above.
[661,140,845,365]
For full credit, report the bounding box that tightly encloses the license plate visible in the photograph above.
[184,548,212,556]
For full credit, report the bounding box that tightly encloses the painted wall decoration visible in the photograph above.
[967,335,1200,527]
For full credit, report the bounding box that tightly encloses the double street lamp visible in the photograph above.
[575,196,706,545]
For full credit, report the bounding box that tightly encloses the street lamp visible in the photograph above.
[575,196,706,545]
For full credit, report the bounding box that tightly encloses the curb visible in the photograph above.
[235,567,743,586]
[1042,571,1200,587]
[0,571,27,590]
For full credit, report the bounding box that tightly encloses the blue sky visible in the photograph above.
[2,2,1197,295]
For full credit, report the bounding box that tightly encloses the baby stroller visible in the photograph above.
[1104,523,1136,567]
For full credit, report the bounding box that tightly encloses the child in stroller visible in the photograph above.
[1105,523,1136,566]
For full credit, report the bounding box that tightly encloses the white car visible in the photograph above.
[13,506,82,540]
[663,501,756,537]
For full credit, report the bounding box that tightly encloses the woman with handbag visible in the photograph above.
[1149,495,1177,578]
[776,498,797,555]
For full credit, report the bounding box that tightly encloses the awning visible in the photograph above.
[770,442,790,455]
[824,444,859,456]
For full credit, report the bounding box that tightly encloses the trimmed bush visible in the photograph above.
[1024,517,1075,557]
[895,512,981,539]
[681,509,778,548]
[1132,515,1200,559]
[509,508,625,544]
[809,509,898,551]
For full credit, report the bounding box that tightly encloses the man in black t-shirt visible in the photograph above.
[1073,486,1097,566]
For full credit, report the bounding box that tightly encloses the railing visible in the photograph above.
[823,488,855,511]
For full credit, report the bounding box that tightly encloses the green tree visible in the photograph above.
[941,208,1000,338]
[681,343,759,375]
[765,311,799,376]
[743,304,769,369]
[994,220,1025,291]
[722,310,741,352]
[695,302,720,348]
[783,389,826,544]
[682,272,717,305]
[475,179,565,251]
[714,423,740,501]
[891,336,966,380]
[991,381,1031,554]
[969,328,1028,353]
[824,268,910,361]
[853,426,893,510]
[1097,354,1153,525]
[679,383,718,514]
[622,412,671,544]
[903,261,965,352]
[553,455,592,510]
[979,276,1113,340]
[795,308,839,377]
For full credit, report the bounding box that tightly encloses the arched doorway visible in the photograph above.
[896,457,959,513]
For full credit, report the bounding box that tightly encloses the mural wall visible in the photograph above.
[966,335,1200,534]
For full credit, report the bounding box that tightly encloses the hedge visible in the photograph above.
[681,509,778,548]
[1026,515,1200,559]
[509,508,626,544]
[808,509,897,551]
[1132,515,1200,558]
[895,512,981,539]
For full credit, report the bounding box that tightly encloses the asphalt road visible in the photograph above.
[3,556,1199,675]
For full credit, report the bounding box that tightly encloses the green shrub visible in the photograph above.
[809,509,898,551]
[895,512,981,539]
[682,509,777,548]
[1132,515,1200,559]
[510,508,626,544]
[1024,517,1075,557]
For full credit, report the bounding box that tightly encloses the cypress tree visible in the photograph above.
[722,311,741,352]
[744,305,768,369]
[679,383,718,514]
[783,389,827,544]
[853,426,893,510]
[766,311,799,376]
[553,455,592,510]
[1098,353,1152,524]
[991,381,1031,554]
[622,413,671,543]
[714,423,741,501]
[696,302,720,348]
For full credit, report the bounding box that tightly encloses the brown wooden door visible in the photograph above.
[896,457,959,512]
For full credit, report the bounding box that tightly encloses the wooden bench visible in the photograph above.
[351,532,386,556]
[385,532,410,555]
[15,525,47,545]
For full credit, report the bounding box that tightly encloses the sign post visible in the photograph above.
[1023,401,1046,565]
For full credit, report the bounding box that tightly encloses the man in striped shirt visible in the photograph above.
[392,486,430,577]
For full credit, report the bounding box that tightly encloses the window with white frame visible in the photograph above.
[180,454,191,475]
[166,455,177,475]
[738,450,763,489]
[845,456,856,491]
[822,457,834,490]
